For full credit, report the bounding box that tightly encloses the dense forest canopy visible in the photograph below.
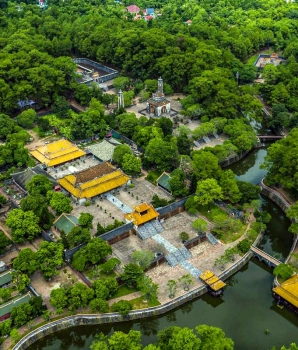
[0,0,298,117]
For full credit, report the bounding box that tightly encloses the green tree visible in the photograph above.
[178,274,193,291]
[273,263,294,281]
[67,226,91,248]
[37,242,64,280]
[21,194,52,229]
[132,250,154,269]
[236,181,260,204]
[0,287,12,302]
[137,276,159,302]
[145,138,178,171]
[113,144,133,166]
[17,109,36,129]
[191,151,222,180]
[78,213,94,229]
[52,96,70,118]
[100,258,120,274]
[90,298,109,313]
[237,238,251,254]
[10,329,21,344]
[92,280,109,300]
[122,263,144,287]
[26,174,53,196]
[168,168,188,197]
[113,76,130,91]
[219,170,242,203]
[0,194,7,206]
[194,178,223,210]
[0,319,12,337]
[48,191,73,215]
[196,324,234,349]
[12,271,30,294]
[122,154,142,175]
[85,238,112,264]
[169,327,201,350]
[69,282,94,309]
[167,280,177,298]
[111,300,133,316]
[192,219,208,234]
[0,231,11,254]
[6,209,41,243]
[13,248,38,276]
[50,288,68,310]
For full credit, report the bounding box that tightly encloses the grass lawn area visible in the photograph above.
[246,54,259,65]
[198,203,247,243]
[197,203,228,221]
[130,296,160,309]
[111,285,138,299]
[220,223,246,244]
[84,265,117,282]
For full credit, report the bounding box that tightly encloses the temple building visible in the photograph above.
[273,274,298,314]
[147,77,171,117]
[124,202,159,227]
[30,139,86,168]
[58,162,130,200]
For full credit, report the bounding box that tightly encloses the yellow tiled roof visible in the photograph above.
[58,171,130,199]
[209,280,226,291]
[205,276,219,285]
[124,203,159,226]
[30,140,86,167]
[199,270,214,281]
[273,275,298,308]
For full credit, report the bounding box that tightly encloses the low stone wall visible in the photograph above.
[260,179,297,287]
[220,150,250,168]
[13,240,256,350]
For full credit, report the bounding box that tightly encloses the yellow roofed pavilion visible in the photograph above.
[273,274,298,308]
[124,202,159,226]
[58,162,130,199]
[199,270,214,282]
[30,139,86,167]
[209,280,226,291]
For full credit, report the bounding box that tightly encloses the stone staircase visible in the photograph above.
[180,261,202,278]
[207,233,218,245]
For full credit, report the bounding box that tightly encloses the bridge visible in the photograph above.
[250,246,281,268]
[257,135,284,142]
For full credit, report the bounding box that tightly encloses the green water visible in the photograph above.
[33,148,298,350]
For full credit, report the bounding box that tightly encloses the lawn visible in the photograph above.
[84,265,117,282]
[130,296,160,309]
[198,203,246,243]
[111,285,138,299]
[197,203,228,221]
[246,54,259,65]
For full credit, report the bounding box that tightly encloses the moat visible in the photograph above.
[32,148,298,350]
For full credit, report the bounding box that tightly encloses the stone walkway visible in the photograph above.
[152,234,177,253]
[106,193,133,213]
[152,234,203,277]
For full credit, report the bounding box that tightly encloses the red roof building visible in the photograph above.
[126,4,140,13]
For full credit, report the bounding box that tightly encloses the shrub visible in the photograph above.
[237,238,251,254]
[111,300,132,316]
[273,263,294,281]
[84,201,90,207]
[179,232,189,242]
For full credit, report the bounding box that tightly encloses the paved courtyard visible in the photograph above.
[71,178,173,236]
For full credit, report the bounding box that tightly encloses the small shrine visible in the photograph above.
[147,77,171,117]
[124,202,159,227]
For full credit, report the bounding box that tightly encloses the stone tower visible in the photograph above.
[118,89,124,109]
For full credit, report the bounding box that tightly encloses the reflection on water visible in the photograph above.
[228,148,268,184]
